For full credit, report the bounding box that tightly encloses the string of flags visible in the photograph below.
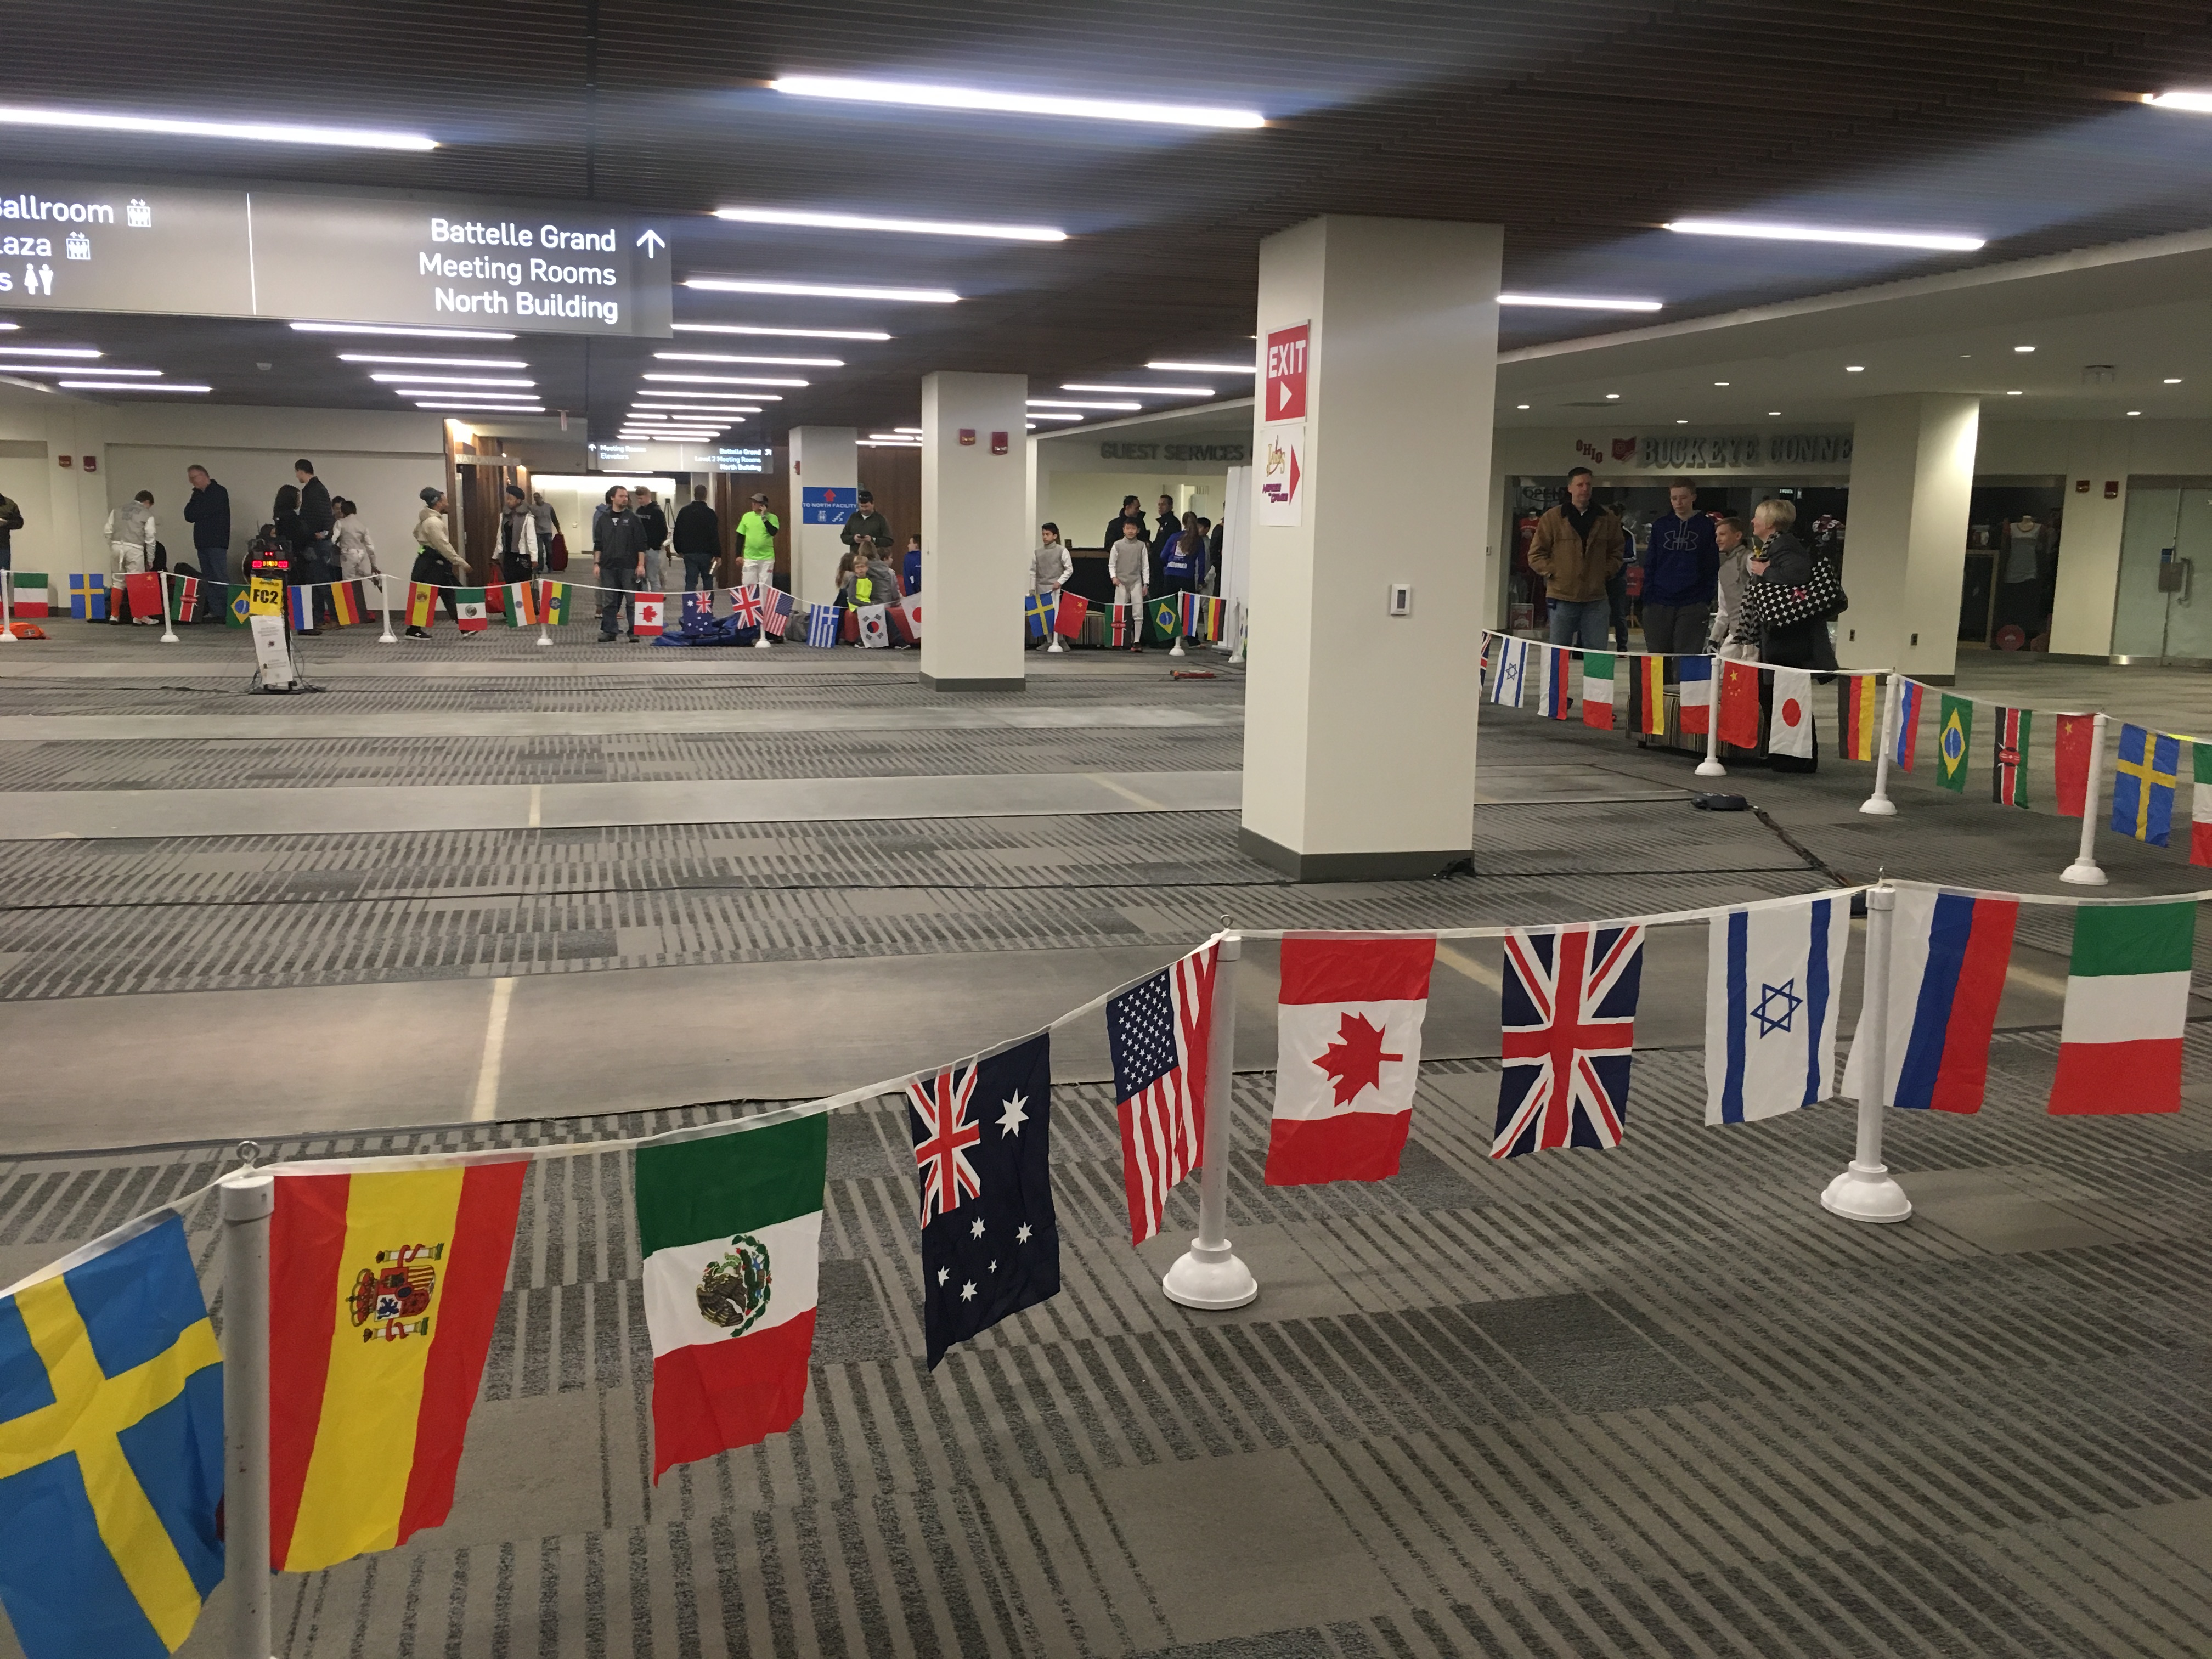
[0,875,2200,1656]
[1482,628,2212,866]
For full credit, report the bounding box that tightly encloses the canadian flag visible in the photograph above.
[1770,666,1814,758]
[1265,936,1436,1186]
[633,592,665,637]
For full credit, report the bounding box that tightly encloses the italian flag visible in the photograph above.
[636,1111,827,1481]
[453,588,489,631]
[1581,652,1615,729]
[2047,902,2194,1115]
[2193,742,2212,866]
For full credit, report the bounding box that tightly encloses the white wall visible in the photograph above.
[921,373,1028,690]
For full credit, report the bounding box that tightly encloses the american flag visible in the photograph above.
[729,585,763,629]
[1105,944,1216,1244]
[761,589,794,638]
[907,1064,983,1223]
[1493,924,1645,1159]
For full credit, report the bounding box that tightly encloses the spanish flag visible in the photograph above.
[269,1161,527,1572]
[407,582,437,629]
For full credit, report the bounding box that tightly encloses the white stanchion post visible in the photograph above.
[378,574,396,644]
[1047,591,1064,654]
[1859,671,1899,815]
[1694,655,1725,777]
[1167,600,1187,659]
[159,570,178,644]
[753,582,773,647]
[1163,933,1259,1309]
[1226,600,1246,664]
[221,1162,275,1659]
[2062,710,2110,886]
[1821,885,1912,1223]
[0,570,12,644]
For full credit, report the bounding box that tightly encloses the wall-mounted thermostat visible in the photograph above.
[1388,583,1413,617]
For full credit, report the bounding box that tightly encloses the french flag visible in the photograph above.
[1842,887,2017,1114]
[1265,936,1435,1184]
[1677,656,1713,735]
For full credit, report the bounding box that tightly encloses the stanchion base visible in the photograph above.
[1162,1238,1257,1310]
[1820,1160,1912,1223]
[160,632,179,645]
[2060,859,2108,887]
[1046,639,1063,654]
[379,631,397,645]
[1694,758,1726,778]
[1167,641,1187,658]
[754,636,771,648]
[1858,795,1897,816]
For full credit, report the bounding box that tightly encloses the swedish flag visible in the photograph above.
[1024,590,1053,641]
[0,1214,224,1658]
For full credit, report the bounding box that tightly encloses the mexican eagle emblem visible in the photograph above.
[696,1233,773,1336]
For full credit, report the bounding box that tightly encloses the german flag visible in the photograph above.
[1838,673,1880,761]
[330,580,365,627]
[407,582,438,629]
[269,1162,527,1572]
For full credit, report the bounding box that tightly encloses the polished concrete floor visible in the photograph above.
[4,619,2211,1659]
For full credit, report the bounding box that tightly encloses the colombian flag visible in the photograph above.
[285,584,314,630]
[407,582,438,629]
[330,580,365,627]
[539,580,569,624]
[269,1161,527,1572]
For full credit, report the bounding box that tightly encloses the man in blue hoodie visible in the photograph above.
[1640,479,1720,654]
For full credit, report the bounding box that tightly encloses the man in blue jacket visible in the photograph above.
[1640,479,1720,654]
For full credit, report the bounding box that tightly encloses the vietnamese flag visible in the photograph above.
[269,1161,527,1571]
[1718,660,1762,749]
[1265,936,1436,1186]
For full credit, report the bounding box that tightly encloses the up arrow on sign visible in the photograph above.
[635,228,666,258]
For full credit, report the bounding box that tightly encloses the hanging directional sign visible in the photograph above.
[0,178,674,336]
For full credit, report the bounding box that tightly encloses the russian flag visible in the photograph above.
[285,585,314,630]
[1537,644,1572,719]
[1842,887,2017,1114]
[1894,679,1925,770]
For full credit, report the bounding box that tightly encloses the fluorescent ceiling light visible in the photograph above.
[1604,393,1621,400]
[684,277,958,303]
[1663,218,1984,252]
[1025,411,1083,422]
[672,323,891,341]
[338,353,528,369]
[1498,293,1663,312]
[1146,360,1253,374]
[638,392,782,402]
[770,75,1265,130]
[2145,91,2212,112]
[634,388,764,399]
[387,388,539,401]
[416,402,545,412]
[1846,365,1865,373]
[1062,382,1211,397]
[2013,345,2036,353]
[653,351,842,367]
[3,364,159,375]
[1515,404,1531,410]
[291,321,515,340]
[63,380,210,392]
[858,438,922,447]
[714,204,1064,242]
[2007,390,2023,396]
[0,103,436,150]
[1028,398,1139,410]
[0,346,100,358]
[894,427,922,434]
[2129,410,2143,415]
[369,373,533,387]
[2166,377,2184,383]
[633,404,763,415]
[642,373,806,386]
[867,432,919,441]
[0,324,16,331]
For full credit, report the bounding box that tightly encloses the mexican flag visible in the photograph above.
[2047,901,2193,1115]
[635,1111,827,1481]
[453,588,489,631]
[1581,652,1615,730]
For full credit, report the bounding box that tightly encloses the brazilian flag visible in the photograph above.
[225,584,250,627]
[1937,693,1972,793]
[1148,594,1179,644]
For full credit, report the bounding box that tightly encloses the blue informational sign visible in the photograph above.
[801,486,857,526]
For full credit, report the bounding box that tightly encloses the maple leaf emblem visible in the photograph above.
[1312,1012,1403,1107]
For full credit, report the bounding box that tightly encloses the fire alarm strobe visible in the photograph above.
[958,428,977,446]
[990,431,1008,454]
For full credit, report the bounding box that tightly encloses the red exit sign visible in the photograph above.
[1265,323,1308,421]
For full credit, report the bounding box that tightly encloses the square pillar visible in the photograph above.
[921,372,1027,692]
[788,426,855,605]
[1239,215,1503,881]
[1837,394,1979,681]
[2049,425,2133,661]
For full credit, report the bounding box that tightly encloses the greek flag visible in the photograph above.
[1704,895,1850,1124]
[805,602,842,647]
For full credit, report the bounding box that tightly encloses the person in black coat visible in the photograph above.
[1739,499,1839,773]
[1099,495,1146,557]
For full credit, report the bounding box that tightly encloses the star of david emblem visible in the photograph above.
[1753,978,1803,1038]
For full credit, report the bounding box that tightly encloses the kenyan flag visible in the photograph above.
[634,1111,827,1481]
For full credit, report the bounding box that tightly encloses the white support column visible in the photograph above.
[2049,426,2133,661]
[1836,394,1980,682]
[1163,934,1257,1308]
[220,1167,275,1659]
[1240,215,1502,879]
[920,372,1028,692]
[788,426,857,606]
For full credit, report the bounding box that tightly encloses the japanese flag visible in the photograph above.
[1770,667,1815,758]
[1265,936,1435,1186]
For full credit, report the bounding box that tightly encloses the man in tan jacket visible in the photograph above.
[1527,466,1626,648]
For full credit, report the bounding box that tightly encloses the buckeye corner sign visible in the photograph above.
[1264,323,1309,422]
[0,180,673,336]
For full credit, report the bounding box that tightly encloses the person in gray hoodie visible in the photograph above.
[1107,518,1149,653]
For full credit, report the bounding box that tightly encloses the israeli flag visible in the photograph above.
[1704,895,1850,1124]
[1487,636,1526,706]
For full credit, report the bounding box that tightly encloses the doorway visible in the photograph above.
[2113,479,2212,665]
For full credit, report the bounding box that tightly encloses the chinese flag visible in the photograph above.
[124,569,165,620]
[269,1163,526,1571]
[1054,591,1088,638]
[1718,661,1762,749]
[2053,713,2095,819]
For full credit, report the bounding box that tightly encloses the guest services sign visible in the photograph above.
[0,180,673,335]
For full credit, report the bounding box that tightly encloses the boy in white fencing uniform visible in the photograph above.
[105,490,159,625]
[1107,517,1148,652]
[1031,522,1073,652]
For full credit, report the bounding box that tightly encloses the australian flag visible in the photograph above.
[907,1030,1059,1368]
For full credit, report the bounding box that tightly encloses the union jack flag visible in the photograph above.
[1105,943,1216,1245]
[1493,924,1645,1159]
[907,1064,983,1223]
[729,585,763,629]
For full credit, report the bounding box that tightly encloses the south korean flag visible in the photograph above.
[857,602,891,648]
